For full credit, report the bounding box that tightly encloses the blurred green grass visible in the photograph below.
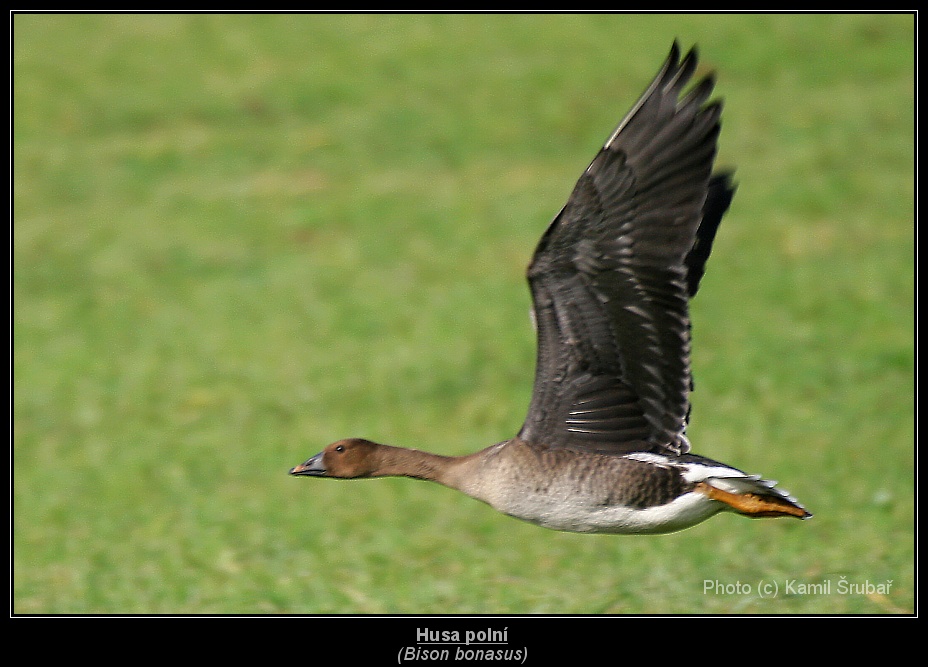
[14,13,913,614]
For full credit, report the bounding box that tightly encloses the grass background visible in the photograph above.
[13,13,913,615]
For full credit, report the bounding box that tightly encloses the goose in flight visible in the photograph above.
[291,43,811,534]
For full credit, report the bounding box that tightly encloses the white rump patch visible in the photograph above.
[624,452,672,467]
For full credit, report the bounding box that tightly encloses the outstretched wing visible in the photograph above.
[518,43,735,457]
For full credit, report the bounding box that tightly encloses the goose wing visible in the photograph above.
[518,43,735,457]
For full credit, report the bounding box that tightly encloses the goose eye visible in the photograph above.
[335,445,345,453]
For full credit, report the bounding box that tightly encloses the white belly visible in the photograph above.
[490,488,722,535]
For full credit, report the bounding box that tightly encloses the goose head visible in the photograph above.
[289,438,380,478]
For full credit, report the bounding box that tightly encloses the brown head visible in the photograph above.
[289,438,382,479]
[289,437,463,485]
